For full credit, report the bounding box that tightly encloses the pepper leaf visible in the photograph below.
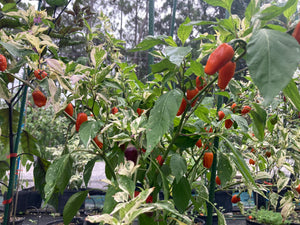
[247,29,300,105]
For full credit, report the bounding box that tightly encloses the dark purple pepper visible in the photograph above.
[125,144,138,164]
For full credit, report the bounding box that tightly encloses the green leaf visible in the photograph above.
[146,89,182,154]
[2,3,16,12]
[118,175,135,197]
[249,103,267,141]
[283,0,298,19]
[174,135,199,149]
[172,177,191,213]
[165,46,192,66]
[178,17,193,46]
[79,121,100,147]
[258,0,297,21]
[151,58,175,74]
[217,152,234,186]
[267,115,276,133]
[130,35,168,52]
[44,154,73,203]
[203,0,234,13]
[83,156,100,187]
[96,64,114,84]
[164,36,177,47]
[222,136,264,197]
[215,91,230,99]
[33,158,50,199]
[152,201,192,224]
[190,60,204,76]
[194,106,211,124]
[170,154,187,183]
[246,29,300,105]
[90,45,107,68]
[231,114,248,132]
[283,79,300,111]
[0,41,33,57]
[63,190,89,225]
[20,130,41,160]
[103,185,118,213]
[277,176,289,193]
[0,78,10,102]
[245,0,259,22]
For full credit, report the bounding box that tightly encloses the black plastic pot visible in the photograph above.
[45,217,84,225]
[214,190,233,212]
[4,190,42,215]
[58,190,85,215]
[197,215,217,225]
[253,188,288,211]
[193,217,206,225]
[1,217,25,225]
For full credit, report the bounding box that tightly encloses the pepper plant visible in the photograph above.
[0,1,300,225]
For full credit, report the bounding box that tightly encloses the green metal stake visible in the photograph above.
[170,0,177,37]
[3,85,28,225]
[206,95,223,225]
[147,0,154,79]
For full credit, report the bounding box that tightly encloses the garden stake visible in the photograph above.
[206,95,223,225]
[170,0,177,37]
[147,0,155,78]
[3,85,28,225]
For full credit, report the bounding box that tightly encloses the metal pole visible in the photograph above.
[148,0,154,79]
[170,0,177,37]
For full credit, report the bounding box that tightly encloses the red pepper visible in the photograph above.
[32,90,47,107]
[204,43,234,75]
[186,88,199,107]
[0,54,7,71]
[76,112,88,132]
[217,61,236,90]
[196,76,207,91]
[203,152,213,169]
[292,21,300,44]
[177,98,187,116]
[216,176,221,185]
[64,103,74,117]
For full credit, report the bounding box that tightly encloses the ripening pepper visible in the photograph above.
[196,76,207,91]
[241,105,251,115]
[204,43,235,75]
[216,176,221,185]
[203,152,214,169]
[32,90,47,107]
[93,135,103,149]
[296,184,300,194]
[196,139,202,148]
[218,111,225,121]
[225,119,233,129]
[111,107,118,114]
[187,88,199,107]
[177,98,187,116]
[217,61,236,90]
[156,155,164,166]
[249,159,255,165]
[76,112,88,132]
[34,69,48,80]
[0,54,7,71]
[292,21,300,44]
[137,108,144,116]
[64,103,74,117]
[231,195,240,203]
